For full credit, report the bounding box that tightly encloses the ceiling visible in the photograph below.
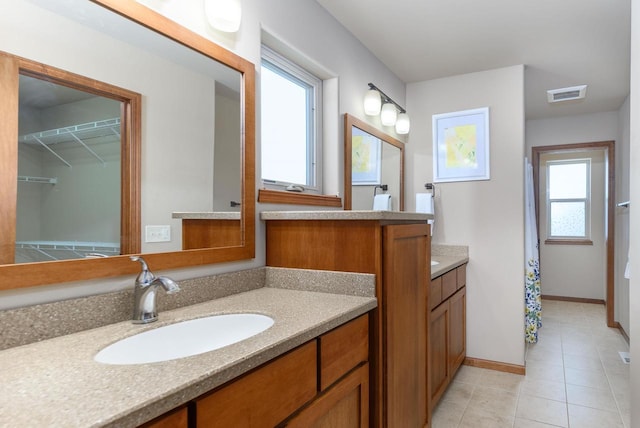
[316,0,631,120]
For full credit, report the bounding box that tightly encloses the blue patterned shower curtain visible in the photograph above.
[525,158,542,343]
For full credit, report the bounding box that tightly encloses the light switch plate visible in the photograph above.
[145,225,171,243]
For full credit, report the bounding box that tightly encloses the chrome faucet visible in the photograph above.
[130,256,180,324]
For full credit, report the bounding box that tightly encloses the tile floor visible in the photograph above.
[431,299,631,427]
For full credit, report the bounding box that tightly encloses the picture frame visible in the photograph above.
[351,125,382,185]
[432,107,490,182]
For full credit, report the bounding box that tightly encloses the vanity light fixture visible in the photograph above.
[363,83,410,135]
[204,0,242,33]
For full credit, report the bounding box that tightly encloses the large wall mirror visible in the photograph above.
[0,0,255,290]
[344,114,404,211]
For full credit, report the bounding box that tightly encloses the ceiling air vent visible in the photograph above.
[547,85,587,103]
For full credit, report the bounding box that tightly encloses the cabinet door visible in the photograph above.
[449,287,466,373]
[196,341,317,427]
[283,363,369,428]
[138,406,188,428]
[383,224,428,428]
[429,301,450,409]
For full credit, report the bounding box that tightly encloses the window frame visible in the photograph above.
[544,158,592,244]
[260,45,322,193]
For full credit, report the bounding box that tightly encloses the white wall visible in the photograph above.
[0,0,406,309]
[406,65,526,366]
[616,98,630,335]
[628,1,640,424]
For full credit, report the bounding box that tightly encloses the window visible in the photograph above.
[261,45,322,192]
[546,159,591,240]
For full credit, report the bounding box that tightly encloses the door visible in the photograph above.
[538,149,607,301]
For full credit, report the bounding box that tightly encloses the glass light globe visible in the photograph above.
[204,0,242,33]
[364,89,381,116]
[380,103,397,126]
[395,112,411,134]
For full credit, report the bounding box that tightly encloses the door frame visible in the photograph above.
[532,141,616,327]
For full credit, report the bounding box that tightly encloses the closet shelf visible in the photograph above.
[18,118,121,168]
[15,240,120,262]
[18,175,57,184]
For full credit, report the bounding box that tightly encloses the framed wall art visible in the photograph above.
[432,107,490,182]
[351,125,382,185]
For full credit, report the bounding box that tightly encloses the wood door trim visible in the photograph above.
[532,141,615,327]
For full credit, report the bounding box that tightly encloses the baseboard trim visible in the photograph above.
[463,357,526,375]
[613,321,630,344]
[541,295,605,305]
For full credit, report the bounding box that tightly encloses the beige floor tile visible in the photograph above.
[566,383,618,412]
[614,390,631,428]
[466,385,518,418]
[440,380,475,405]
[451,365,486,385]
[515,394,568,427]
[458,407,514,428]
[567,404,624,428]
[562,353,603,371]
[525,360,565,383]
[564,366,609,390]
[520,378,566,402]
[607,372,632,395]
[431,399,465,428]
[479,370,524,393]
[514,418,563,427]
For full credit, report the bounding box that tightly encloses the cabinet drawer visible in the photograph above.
[196,341,317,427]
[456,265,466,289]
[429,276,442,310]
[139,406,188,428]
[319,314,369,390]
[442,269,457,301]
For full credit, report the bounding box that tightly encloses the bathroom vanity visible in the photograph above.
[262,211,432,428]
[429,261,468,409]
[0,268,376,427]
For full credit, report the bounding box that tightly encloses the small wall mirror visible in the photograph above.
[344,114,404,210]
[0,0,255,290]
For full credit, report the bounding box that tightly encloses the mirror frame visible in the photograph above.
[343,113,404,210]
[0,0,255,290]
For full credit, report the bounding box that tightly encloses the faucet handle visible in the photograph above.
[130,256,155,285]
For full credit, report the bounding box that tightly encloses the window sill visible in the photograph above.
[258,189,342,207]
[544,239,593,246]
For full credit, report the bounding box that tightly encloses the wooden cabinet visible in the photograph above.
[428,264,467,412]
[264,219,429,428]
[283,363,369,428]
[180,218,241,249]
[140,314,370,428]
[449,287,466,373]
[429,298,450,406]
[196,341,317,427]
[139,406,188,428]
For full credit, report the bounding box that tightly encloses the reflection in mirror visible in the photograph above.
[0,0,255,289]
[17,75,122,263]
[344,114,404,211]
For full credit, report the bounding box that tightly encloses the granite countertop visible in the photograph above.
[0,286,376,427]
[261,210,433,221]
[172,211,241,220]
[431,245,469,279]
[431,255,469,278]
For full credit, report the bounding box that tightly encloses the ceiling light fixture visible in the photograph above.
[204,0,242,33]
[363,83,410,135]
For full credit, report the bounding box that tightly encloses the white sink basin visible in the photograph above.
[95,313,274,365]
[431,260,439,266]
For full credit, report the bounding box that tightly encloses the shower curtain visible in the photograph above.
[525,158,542,343]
